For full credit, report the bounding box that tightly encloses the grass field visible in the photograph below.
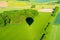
[44,9,60,40]
[0,10,52,40]
[0,1,60,40]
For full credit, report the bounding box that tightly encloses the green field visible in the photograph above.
[0,8,53,40]
[0,4,59,40]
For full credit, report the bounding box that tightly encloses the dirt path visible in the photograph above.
[38,9,53,12]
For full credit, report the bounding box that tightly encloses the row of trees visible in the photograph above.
[51,6,59,16]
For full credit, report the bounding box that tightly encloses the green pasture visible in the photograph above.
[0,8,52,40]
[0,6,59,40]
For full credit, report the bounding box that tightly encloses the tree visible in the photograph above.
[57,0,60,4]
[51,6,59,16]
[31,5,36,8]
[2,14,11,26]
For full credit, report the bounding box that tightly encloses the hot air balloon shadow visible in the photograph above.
[26,17,34,26]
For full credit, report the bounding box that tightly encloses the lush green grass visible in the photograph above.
[0,9,51,40]
[0,1,59,40]
[0,6,59,40]
[44,8,60,40]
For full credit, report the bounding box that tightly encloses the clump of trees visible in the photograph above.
[51,6,59,16]
[0,9,39,26]
[0,13,11,26]
[56,0,60,4]
[2,14,11,26]
[20,9,39,18]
